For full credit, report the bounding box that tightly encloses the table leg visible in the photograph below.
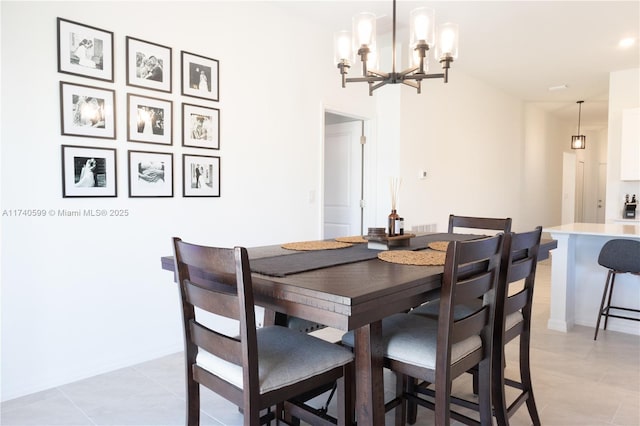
[354,320,385,426]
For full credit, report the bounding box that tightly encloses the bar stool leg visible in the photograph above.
[594,270,614,340]
[603,272,617,331]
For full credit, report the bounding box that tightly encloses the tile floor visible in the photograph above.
[2,260,639,425]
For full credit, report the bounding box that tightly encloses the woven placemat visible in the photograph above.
[282,241,353,251]
[335,236,367,244]
[427,241,450,252]
[377,250,446,266]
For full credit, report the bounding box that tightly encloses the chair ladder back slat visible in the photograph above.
[184,280,241,320]
[508,257,535,282]
[505,288,528,315]
[455,272,494,303]
[190,320,242,365]
[452,307,489,343]
[448,214,512,234]
[175,240,237,276]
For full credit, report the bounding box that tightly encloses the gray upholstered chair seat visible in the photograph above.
[341,313,481,369]
[197,325,354,393]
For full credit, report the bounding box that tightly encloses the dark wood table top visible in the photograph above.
[160,236,556,331]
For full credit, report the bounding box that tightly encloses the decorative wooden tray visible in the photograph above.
[364,233,416,249]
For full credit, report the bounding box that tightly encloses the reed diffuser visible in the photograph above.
[388,177,402,236]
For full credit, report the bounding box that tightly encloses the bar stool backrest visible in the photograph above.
[598,239,640,274]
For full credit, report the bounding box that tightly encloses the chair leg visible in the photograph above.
[477,358,492,426]
[406,377,419,425]
[491,342,509,426]
[519,329,541,426]
[394,373,408,426]
[594,270,614,340]
[186,376,200,426]
[335,362,355,426]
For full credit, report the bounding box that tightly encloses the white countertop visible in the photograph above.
[544,222,640,238]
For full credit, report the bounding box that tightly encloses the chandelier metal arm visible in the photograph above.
[403,72,446,81]
[346,75,387,83]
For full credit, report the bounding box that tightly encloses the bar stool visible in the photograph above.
[594,239,640,340]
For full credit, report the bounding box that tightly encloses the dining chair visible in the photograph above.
[593,238,640,340]
[341,234,504,426]
[491,227,543,425]
[410,228,543,426]
[448,214,512,234]
[172,237,355,426]
[411,215,513,320]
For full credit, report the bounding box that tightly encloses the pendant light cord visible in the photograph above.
[392,0,397,75]
[577,100,584,133]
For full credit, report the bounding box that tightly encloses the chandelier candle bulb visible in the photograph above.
[437,23,459,60]
[334,31,353,65]
[410,8,435,48]
[353,12,376,49]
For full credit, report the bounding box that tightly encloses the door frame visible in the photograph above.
[322,107,375,238]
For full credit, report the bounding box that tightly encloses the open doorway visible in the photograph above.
[323,111,367,238]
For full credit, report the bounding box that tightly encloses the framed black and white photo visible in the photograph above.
[57,17,114,82]
[182,103,219,149]
[128,150,173,198]
[181,51,219,102]
[61,145,117,197]
[60,81,116,139]
[127,94,172,145]
[183,154,220,197]
[126,37,172,93]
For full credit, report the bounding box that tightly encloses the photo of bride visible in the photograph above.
[74,157,105,187]
[62,145,116,198]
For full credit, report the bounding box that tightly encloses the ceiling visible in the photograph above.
[278,1,640,130]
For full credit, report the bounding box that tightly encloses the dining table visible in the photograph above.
[161,232,557,426]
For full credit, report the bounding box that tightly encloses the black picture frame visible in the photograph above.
[61,145,117,197]
[128,150,173,198]
[126,36,172,93]
[182,154,220,197]
[181,51,219,102]
[127,93,173,145]
[60,81,116,139]
[57,17,114,82]
[182,103,220,150]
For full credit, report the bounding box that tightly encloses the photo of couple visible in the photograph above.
[74,157,106,188]
[70,34,104,70]
[135,52,163,82]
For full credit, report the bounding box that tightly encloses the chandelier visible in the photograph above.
[334,0,458,95]
[571,100,586,149]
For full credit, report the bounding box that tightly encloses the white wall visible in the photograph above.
[606,68,640,220]
[396,72,564,232]
[1,1,565,401]
[0,1,378,401]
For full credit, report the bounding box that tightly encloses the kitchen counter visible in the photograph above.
[543,223,640,335]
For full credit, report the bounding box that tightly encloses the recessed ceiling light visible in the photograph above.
[619,37,637,48]
[548,84,568,91]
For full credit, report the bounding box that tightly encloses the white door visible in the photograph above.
[575,160,585,222]
[597,163,607,223]
[324,121,363,238]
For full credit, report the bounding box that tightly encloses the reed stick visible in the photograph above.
[389,177,402,210]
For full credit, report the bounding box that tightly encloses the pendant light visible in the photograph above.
[571,100,586,150]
